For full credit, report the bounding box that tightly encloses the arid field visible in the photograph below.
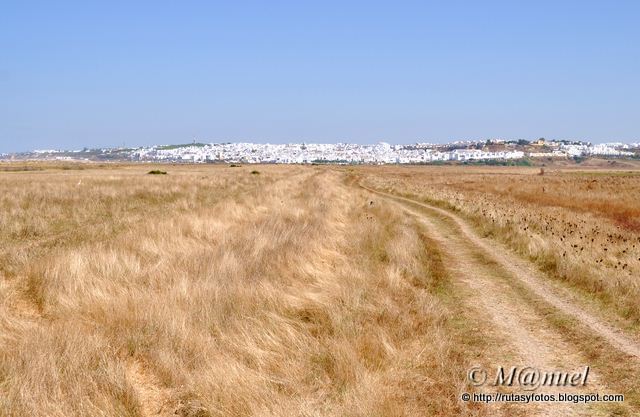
[1,162,639,416]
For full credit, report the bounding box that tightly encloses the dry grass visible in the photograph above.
[8,162,635,415]
[357,165,640,324]
[0,163,484,416]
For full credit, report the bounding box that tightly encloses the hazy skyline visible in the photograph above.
[1,1,639,153]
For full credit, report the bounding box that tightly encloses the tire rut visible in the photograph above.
[365,186,640,360]
[363,186,636,416]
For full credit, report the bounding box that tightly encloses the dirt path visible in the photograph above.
[365,186,640,360]
[362,186,639,416]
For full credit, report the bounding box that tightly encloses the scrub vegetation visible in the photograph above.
[1,162,638,416]
[0,164,482,417]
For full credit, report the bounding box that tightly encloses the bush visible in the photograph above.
[229,164,242,168]
[147,170,167,175]
[250,170,260,175]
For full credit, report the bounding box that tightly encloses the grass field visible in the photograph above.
[1,162,639,416]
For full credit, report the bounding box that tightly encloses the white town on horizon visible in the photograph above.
[5,139,639,164]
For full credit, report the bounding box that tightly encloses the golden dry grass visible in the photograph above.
[0,163,485,416]
[3,162,639,416]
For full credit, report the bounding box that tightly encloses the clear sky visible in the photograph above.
[1,1,639,152]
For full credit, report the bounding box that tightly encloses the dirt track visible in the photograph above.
[362,184,640,416]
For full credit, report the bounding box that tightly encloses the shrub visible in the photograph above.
[147,170,167,175]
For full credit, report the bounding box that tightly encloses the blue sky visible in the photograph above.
[1,1,639,152]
